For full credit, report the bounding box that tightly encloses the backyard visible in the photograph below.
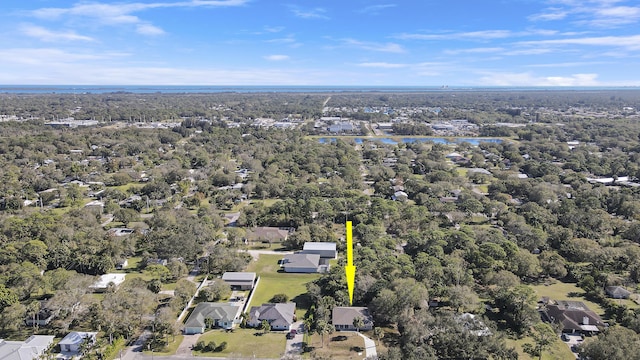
[246,254,321,319]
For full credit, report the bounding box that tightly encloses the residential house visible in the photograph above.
[332,307,374,331]
[455,313,491,336]
[58,332,97,353]
[540,300,604,334]
[183,302,241,334]
[248,303,296,331]
[0,335,55,360]
[246,227,290,244]
[221,272,256,290]
[90,273,126,292]
[24,302,57,327]
[301,242,337,263]
[605,286,632,299]
[281,254,326,273]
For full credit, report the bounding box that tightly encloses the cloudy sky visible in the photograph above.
[1,0,639,86]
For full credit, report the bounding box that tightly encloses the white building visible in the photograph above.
[0,335,54,360]
[90,273,126,292]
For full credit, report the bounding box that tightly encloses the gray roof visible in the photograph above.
[247,227,290,241]
[184,303,240,328]
[606,286,632,297]
[58,332,97,346]
[332,307,373,327]
[282,254,320,269]
[249,303,296,328]
[222,272,256,282]
[0,336,55,360]
[303,242,336,252]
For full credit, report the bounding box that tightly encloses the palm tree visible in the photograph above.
[352,316,365,333]
[240,311,249,328]
[373,327,385,345]
[316,320,334,348]
[261,319,271,334]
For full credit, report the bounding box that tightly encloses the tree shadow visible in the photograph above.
[568,291,583,298]
[253,332,264,336]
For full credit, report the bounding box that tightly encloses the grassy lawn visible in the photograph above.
[144,335,184,355]
[506,336,575,360]
[246,254,321,319]
[193,329,286,358]
[531,281,605,316]
[305,332,366,359]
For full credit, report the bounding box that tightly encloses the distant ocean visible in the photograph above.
[0,85,638,94]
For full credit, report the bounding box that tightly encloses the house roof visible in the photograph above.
[249,303,295,328]
[184,302,240,328]
[222,272,256,282]
[543,300,603,332]
[0,336,55,360]
[282,254,320,269]
[58,332,97,346]
[302,242,336,252]
[332,307,373,327]
[90,274,126,289]
[247,227,290,241]
[605,286,632,297]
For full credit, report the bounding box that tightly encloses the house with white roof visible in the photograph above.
[301,242,337,261]
[58,332,97,353]
[0,335,54,360]
[90,273,126,292]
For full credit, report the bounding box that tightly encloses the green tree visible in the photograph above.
[261,319,271,334]
[530,323,556,360]
[353,316,365,333]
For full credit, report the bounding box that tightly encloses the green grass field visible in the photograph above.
[304,332,365,359]
[246,254,321,319]
[506,336,575,360]
[193,329,287,358]
[531,281,605,316]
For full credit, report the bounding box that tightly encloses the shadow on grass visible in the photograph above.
[331,335,348,342]
[350,346,364,352]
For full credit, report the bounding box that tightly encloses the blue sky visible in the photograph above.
[1,0,639,86]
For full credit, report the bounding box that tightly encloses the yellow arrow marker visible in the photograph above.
[345,221,356,305]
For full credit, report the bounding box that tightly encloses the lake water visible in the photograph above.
[317,137,504,145]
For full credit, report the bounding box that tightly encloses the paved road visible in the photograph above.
[284,321,304,355]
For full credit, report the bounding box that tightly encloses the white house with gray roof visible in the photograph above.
[248,303,296,331]
[282,253,326,273]
[183,302,241,334]
[221,272,256,290]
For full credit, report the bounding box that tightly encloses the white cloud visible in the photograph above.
[342,39,405,53]
[444,47,505,55]
[530,1,640,28]
[358,4,397,14]
[136,23,165,35]
[478,71,600,86]
[21,25,94,42]
[29,0,248,35]
[526,61,610,68]
[289,6,329,19]
[517,34,640,51]
[264,54,289,61]
[264,26,285,33]
[396,30,514,41]
[357,62,408,68]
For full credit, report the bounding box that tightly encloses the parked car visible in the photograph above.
[561,333,569,341]
[286,330,297,339]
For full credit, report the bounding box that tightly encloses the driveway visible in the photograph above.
[284,321,305,355]
[357,332,377,359]
[175,333,202,357]
[562,333,583,358]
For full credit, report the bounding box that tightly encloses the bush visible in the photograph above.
[216,341,228,352]
[270,293,289,303]
[193,340,205,351]
[204,341,217,352]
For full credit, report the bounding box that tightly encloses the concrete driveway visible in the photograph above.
[284,321,304,355]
